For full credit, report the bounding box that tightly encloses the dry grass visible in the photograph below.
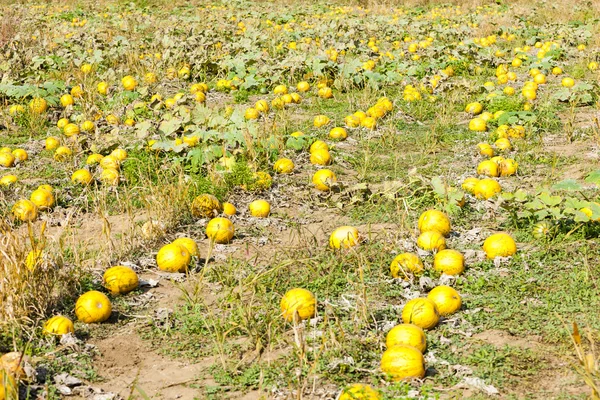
[0,221,80,333]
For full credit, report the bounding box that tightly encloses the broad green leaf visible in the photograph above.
[552,179,582,191]
[584,170,600,186]
[538,192,562,206]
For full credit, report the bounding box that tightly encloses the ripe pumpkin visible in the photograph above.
[473,178,501,200]
[30,188,54,210]
[313,115,330,128]
[312,169,337,191]
[103,265,139,294]
[361,117,377,130]
[63,123,80,137]
[60,94,74,107]
[402,297,440,329]
[499,159,518,176]
[75,290,112,323]
[206,217,235,244]
[172,237,199,257]
[310,140,329,153]
[222,202,237,216]
[280,288,316,322]
[100,168,120,185]
[72,169,93,185]
[274,158,294,174]
[468,117,486,132]
[329,127,347,140]
[12,149,27,162]
[433,249,465,275]
[100,155,120,170]
[483,232,517,259]
[0,175,17,187]
[122,75,137,91]
[380,345,426,381]
[418,210,451,236]
[53,146,72,162]
[0,152,15,168]
[465,102,483,115]
[29,97,48,114]
[248,199,270,218]
[386,323,426,353]
[427,285,462,316]
[344,114,361,128]
[477,160,499,177]
[156,243,191,272]
[45,137,60,150]
[297,81,310,92]
[43,315,75,336]
[416,231,446,252]
[12,199,38,222]
[310,149,332,166]
[339,384,381,400]
[244,108,260,120]
[273,84,288,95]
[477,143,494,157]
[329,226,360,249]
[110,148,128,161]
[390,253,424,279]
[191,194,222,218]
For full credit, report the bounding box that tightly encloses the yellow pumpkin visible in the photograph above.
[222,202,237,216]
[29,97,48,114]
[473,178,501,200]
[12,199,38,222]
[273,84,288,95]
[477,160,499,177]
[53,146,72,162]
[0,152,15,168]
[477,143,494,157]
[122,75,137,91]
[483,232,517,259]
[172,237,199,257]
[468,117,486,132]
[361,117,377,130]
[297,81,310,92]
[309,140,329,153]
[401,297,440,329]
[86,154,104,165]
[100,168,120,185]
[71,169,93,185]
[100,155,120,170]
[329,226,360,249]
[344,114,361,128]
[274,158,294,174]
[390,253,424,279]
[156,243,191,272]
[499,159,518,176]
[254,100,269,113]
[0,175,17,187]
[75,290,112,323]
[329,127,347,140]
[427,285,462,316]
[63,123,80,137]
[103,265,139,294]
[43,315,75,336]
[380,345,426,381]
[206,217,235,244]
[418,210,451,236]
[416,231,446,252]
[45,137,60,150]
[313,115,330,128]
[433,249,465,275]
[495,138,512,151]
[191,194,222,218]
[310,149,332,166]
[60,94,74,107]
[30,188,54,210]
[244,108,260,120]
[312,169,337,191]
[12,149,27,162]
[110,148,128,161]
[465,102,483,115]
[339,384,381,400]
[280,288,316,322]
[80,120,95,132]
[386,323,426,353]
[248,199,270,218]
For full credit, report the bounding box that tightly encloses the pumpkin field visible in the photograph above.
[2,0,600,398]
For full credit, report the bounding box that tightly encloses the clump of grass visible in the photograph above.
[0,221,80,332]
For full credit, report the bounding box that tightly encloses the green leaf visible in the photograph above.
[552,179,582,191]
[584,170,600,186]
[538,192,562,206]
[158,118,182,136]
[431,177,447,197]
[574,210,591,222]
